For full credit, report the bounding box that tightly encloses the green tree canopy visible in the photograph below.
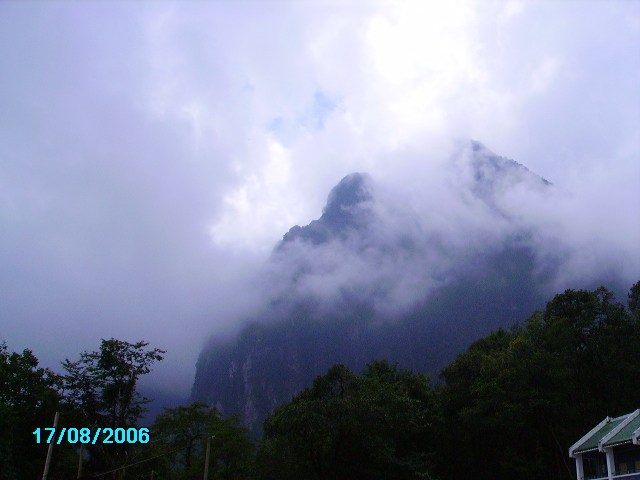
[62,338,165,428]
[0,342,63,480]
[435,283,640,480]
[257,361,436,480]
[150,402,254,480]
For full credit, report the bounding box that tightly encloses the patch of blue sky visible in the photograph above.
[265,116,291,145]
[265,90,339,145]
[308,90,337,130]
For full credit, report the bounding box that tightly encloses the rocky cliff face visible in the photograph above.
[190,140,590,434]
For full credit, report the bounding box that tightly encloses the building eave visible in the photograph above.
[570,416,613,458]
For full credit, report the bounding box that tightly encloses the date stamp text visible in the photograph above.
[33,427,149,444]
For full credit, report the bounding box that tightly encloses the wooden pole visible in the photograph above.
[77,443,84,479]
[42,411,60,480]
[203,435,211,480]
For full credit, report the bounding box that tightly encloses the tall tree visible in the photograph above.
[61,338,165,477]
[629,280,640,316]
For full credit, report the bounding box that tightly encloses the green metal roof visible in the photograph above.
[572,410,640,454]
[574,416,627,453]
[604,414,640,448]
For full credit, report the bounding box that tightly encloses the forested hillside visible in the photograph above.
[255,281,640,480]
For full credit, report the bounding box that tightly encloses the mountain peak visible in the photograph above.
[278,141,553,248]
[193,140,590,436]
[280,172,373,246]
[452,140,552,206]
[322,172,373,225]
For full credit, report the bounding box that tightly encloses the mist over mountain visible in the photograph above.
[191,140,625,433]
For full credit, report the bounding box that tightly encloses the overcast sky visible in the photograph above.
[1,0,638,395]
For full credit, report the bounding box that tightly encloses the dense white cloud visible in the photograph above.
[0,0,638,395]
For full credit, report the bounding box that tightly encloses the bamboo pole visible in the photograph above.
[42,411,60,480]
[77,443,84,479]
[203,435,211,480]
